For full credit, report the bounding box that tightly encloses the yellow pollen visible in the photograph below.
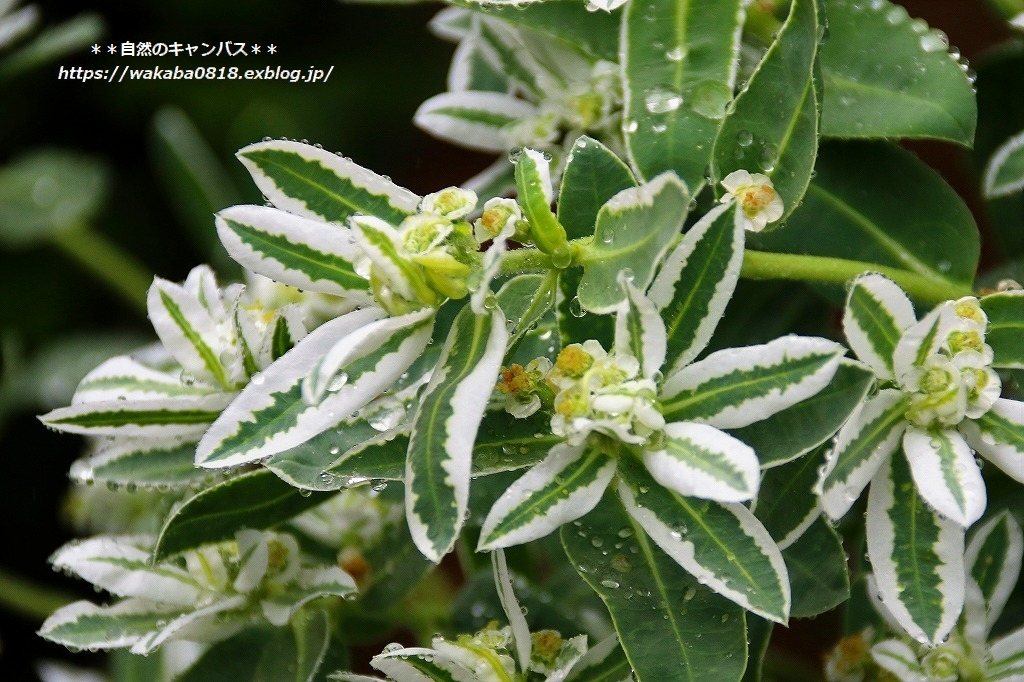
[740,185,776,218]
[555,345,593,378]
[497,364,533,394]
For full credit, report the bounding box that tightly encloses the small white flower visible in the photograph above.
[418,186,478,220]
[474,197,524,244]
[720,170,785,232]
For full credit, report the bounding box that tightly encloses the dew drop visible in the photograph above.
[617,527,634,538]
[327,372,349,392]
[644,86,683,114]
[569,297,587,318]
[250,372,265,386]
[758,143,779,172]
[736,129,754,147]
[601,579,620,589]
[665,46,686,62]
[919,30,948,53]
[885,5,908,24]
[683,586,697,601]
[688,80,732,120]
[591,537,604,548]
[624,119,639,134]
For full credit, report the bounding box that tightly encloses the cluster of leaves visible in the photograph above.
[31,0,1024,680]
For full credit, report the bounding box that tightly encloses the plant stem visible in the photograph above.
[0,565,77,622]
[741,250,974,304]
[50,226,152,315]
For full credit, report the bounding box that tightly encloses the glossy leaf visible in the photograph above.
[578,173,690,313]
[902,427,985,528]
[751,141,979,289]
[958,398,1024,484]
[984,128,1024,198]
[713,0,819,221]
[39,393,232,439]
[981,291,1024,369]
[643,421,759,504]
[820,0,977,145]
[622,0,744,187]
[783,517,851,618]
[415,91,536,154]
[236,140,419,226]
[843,273,916,381]
[558,136,638,242]
[153,469,330,562]
[965,510,1023,629]
[753,446,825,549]
[80,438,213,488]
[561,490,747,682]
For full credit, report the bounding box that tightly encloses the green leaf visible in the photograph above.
[153,469,331,562]
[960,399,1024,484]
[0,149,107,247]
[561,490,747,682]
[730,360,875,467]
[81,439,215,489]
[617,458,790,623]
[472,409,560,476]
[615,276,666,378]
[783,517,851,618]
[414,91,536,153]
[579,173,690,314]
[447,0,619,62]
[740,616,772,682]
[981,291,1024,369]
[39,393,232,438]
[558,136,638,242]
[564,635,633,682]
[819,0,976,145]
[216,206,371,300]
[237,140,420,226]
[253,608,332,682]
[750,141,980,289]
[713,0,819,221]
[965,510,1023,627]
[843,273,916,381]
[357,495,436,612]
[643,421,759,503]
[661,335,844,428]
[516,148,569,261]
[406,306,508,562]
[38,600,183,652]
[0,13,104,80]
[558,267,614,350]
[649,202,743,376]
[753,446,825,548]
[496,273,556,353]
[621,0,744,188]
[984,128,1024,198]
[866,452,965,646]
[478,443,616,551]
[174,628,275,681]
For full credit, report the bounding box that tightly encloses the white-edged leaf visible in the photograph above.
[71,355,218,404]
[471,218,515,315]
[38,599,184,651]
[196,307,430,468]
[147,273,242,390]
[643,421,759,503]
[965,510,1023,629]
[981,291,1024,370]
[564,634,630,682]
[350,215,436,307]
[478,442,616,551]
[406,306,508,563]
[648,202,743,375]
[891,302,957,378]
[50,536,207,606]
[415,91,537,154]
[989,627,1024,680]
[259,565,357,626]
[76,437,212,488]
[661,335,845,428]
[491,549,531,673]
[614,275,666,379]
[131,595,247,654]
[617,458,790,623]
[216,205,371,300]
[984,128,1024,199]
[236,139,420,225]
[903,427,986,528]
[40,393,233,438]
[371,646,478,682]
[843,272,916,381]
[817,389,907,521]
[866,453,964,646]
[960,398,1024,483]
[870,639,925,682]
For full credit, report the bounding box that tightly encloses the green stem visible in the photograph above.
[50,226,152,315]
[742,250,973,303]
[0,565,77,622]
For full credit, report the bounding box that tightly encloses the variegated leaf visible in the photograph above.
[71,355,219,404]
[614,275,666,379]
[578,173,690,314]
[148,273,243,390]
[870,639,925,681]
[661,335,844,428]
[236,140,419,225]
[965,510,1023,629]
[866,453,964,646]
[981,291,1024,369]
[843,273,916,381]
[259,566,356,627]
[989,627,1024,681]
[75,437,211,488]
[447,17,509,93]
[564,634,632,682]
[618,457,790,623]
[983,128,1024,199]
[903,427,985,528]
[478,442,616,551]
[415,91,536,154]
[643,421,759,503]
[39,599,186,652]
[350,215,437,307]
[491,549,531,673]
[196,307,427,468]
[515,148,568,262]
[472,410,560,476]
[131,596,248,654]
[51,536,206,606]
[371,646,478,682]
[40,393,233,438]
[407,306,508,563]
[891,302,957,378]
[648,201,743,376]
[959,398,1024,483]
[753,445,825,549]
[817,389,907,521]
[216,205,372,300]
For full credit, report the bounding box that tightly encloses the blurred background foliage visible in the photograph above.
[0,0,1019,679]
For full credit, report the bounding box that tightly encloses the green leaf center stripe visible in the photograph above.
[271,317,292,360]
[825,74,970,139]
[890,482,946,639]
[489,450,609,537]
[664,218,732,346]
[48,407,221,428]
[244,149,410,225]
[913,315,945,367]
[934,435,968,515]
[848,285,903,371]
[78,376,214,397]
[158,290,228,389]
[664,436,747,491]
[427,106,520,128]
[806,184,949,283]
[971,522,1009,602]
[826,399,907,486]
[358,222,432,303]
[976,409,1024,449]
[222,218,365,291]
[663,352,834,420]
